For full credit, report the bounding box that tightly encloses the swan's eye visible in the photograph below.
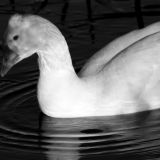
[13,35,19,41]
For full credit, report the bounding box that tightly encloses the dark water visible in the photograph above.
[1,76,160,160]
[1,0,160,160]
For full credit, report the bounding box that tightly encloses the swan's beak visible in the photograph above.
[0,46,20,77]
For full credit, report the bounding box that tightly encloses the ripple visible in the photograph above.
[1,77,160,159]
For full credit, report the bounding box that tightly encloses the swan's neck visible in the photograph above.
[37,42,96,117]
[38,41,74,73]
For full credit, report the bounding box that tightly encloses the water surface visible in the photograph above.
[1,75,160,160]
[1,0,160,160]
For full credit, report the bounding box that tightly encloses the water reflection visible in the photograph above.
[40,109,160,160]
[1,77,160,160]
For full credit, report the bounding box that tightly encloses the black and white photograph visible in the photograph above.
[1,0,160,160]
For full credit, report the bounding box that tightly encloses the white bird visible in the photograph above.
[1,14,160,118]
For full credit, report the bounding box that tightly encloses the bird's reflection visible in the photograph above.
[1,78,159,160]
[39,108,160,160]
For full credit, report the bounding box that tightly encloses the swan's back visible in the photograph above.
[93,31,160,113]
[79,22,160,77]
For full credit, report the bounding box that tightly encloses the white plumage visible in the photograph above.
[2,14,160,118]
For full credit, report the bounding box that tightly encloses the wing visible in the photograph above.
[100,31,160,94]
[79,22,160,77]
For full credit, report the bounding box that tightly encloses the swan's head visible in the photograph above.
[1,14,67,77]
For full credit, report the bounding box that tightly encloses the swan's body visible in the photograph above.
[1,14,160,118]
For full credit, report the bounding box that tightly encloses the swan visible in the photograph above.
[1,14,160,118]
